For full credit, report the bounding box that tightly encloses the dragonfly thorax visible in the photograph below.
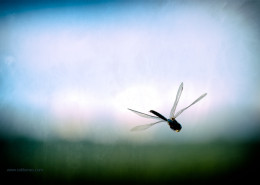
[167,119,182,132]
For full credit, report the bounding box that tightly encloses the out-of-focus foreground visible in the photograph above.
[1,137,259,184]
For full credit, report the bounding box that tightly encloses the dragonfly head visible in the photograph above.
[173,124,182,132]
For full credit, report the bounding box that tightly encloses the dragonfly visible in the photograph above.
[128,82,207,132]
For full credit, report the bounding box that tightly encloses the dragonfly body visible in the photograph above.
[128,82,207,132]
[150,110,182,132]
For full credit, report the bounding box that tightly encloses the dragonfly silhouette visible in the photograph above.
[128,82,207,132]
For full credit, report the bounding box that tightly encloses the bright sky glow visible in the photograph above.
[0,0,259,143]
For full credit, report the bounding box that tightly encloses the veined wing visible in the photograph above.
[131,120,165,131]
[169,82,183,119]
[174,93,207,118]
[128,108,162,120]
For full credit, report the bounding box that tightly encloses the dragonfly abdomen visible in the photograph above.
[149,110,167,121]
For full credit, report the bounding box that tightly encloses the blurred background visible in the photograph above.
[0,0,260,184]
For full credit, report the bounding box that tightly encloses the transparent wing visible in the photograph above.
[169,82,184,119]
[128,108,162,120]
[131,120,165,131]
[174,93,207,118]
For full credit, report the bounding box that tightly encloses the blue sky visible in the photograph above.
[0,0,259,143]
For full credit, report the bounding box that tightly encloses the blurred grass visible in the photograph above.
[1,138,259,184]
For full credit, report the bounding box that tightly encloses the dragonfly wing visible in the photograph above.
[128,108,162,120]
[131,120,165,131]
[169,82,183,119]
[174,93,207,118]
